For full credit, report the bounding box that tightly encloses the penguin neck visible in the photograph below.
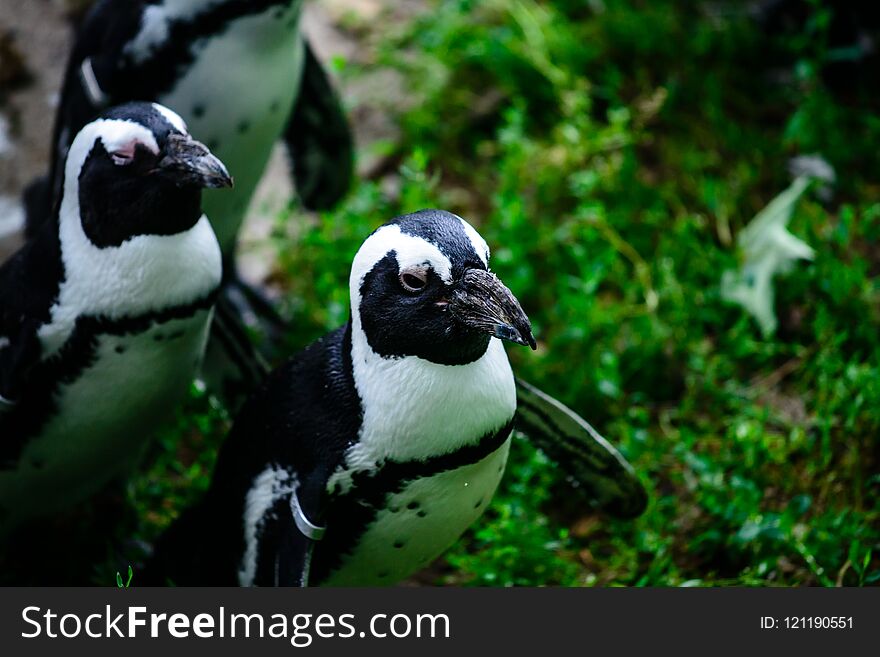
[344,311,517,467]
[40,193,222,357]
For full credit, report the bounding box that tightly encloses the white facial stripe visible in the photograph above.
[65,119,158,185]
[152,103,188,135]
[349,224,453,312]
[125,0,224,64]
[99,121,158,156]
[457,215,491,267]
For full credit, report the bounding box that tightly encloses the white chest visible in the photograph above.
[333,338,518,489]
[320,336,518,585]
[0,310,212,531]
[158,4,306,252]
[321,438,511,586]
[39,215,222,357]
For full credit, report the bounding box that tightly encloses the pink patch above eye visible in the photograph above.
[110,140,139,165]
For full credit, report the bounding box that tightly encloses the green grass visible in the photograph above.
[123,0,878,587]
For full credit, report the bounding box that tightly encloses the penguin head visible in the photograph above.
[351,209,536,366]
[62,101,232,248]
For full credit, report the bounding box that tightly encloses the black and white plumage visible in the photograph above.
[25,0,354,404]
[0,102,229,533]
[148,209,646,587]
[30,0,352,249]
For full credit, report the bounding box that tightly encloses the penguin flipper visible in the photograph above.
[514,378,648,518]
[0,232,59,416]
[0,322,41,416]
[201,287,272,413]
[284,39,354,211]
[254,482,326,587]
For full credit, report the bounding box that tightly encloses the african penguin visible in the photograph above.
[24,0,354,405]
[148,209,646,587]
[0,102,229,534]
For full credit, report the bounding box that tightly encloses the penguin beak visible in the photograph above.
[156,134,233,189]
[448,268,537,349]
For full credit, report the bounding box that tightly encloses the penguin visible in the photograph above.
[24,0,354,404]
[148,209,646,586]
[0,101,230,533]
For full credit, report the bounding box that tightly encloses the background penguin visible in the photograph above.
[0,101,230,534]
[24,0,354,404]
[148,209,646,586]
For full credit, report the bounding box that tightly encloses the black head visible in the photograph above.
[65,102,232,248]
[352,209,536,366]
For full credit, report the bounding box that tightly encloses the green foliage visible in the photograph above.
[124,383,231,550]
[353,0,877,587]
[117,0,878,587]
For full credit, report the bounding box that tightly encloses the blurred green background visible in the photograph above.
[134,0,879,587]
[10,0,879,586]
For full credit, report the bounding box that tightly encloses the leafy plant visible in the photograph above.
[116,565,133,589]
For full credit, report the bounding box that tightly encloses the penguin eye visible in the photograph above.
[110,152,134,166]
[399,266,429,293]
[109,143,138,167]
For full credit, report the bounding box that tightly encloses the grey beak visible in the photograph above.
[157,133,233,189]
[449,268,537,349]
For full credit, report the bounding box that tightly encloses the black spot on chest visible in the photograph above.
[309,420,514,584]
[0,293,217,470]
[111,1,301,100]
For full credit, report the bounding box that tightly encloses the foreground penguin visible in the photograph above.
[25,0,354,402]
[0,102,229,533]
[149,210,646,586]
